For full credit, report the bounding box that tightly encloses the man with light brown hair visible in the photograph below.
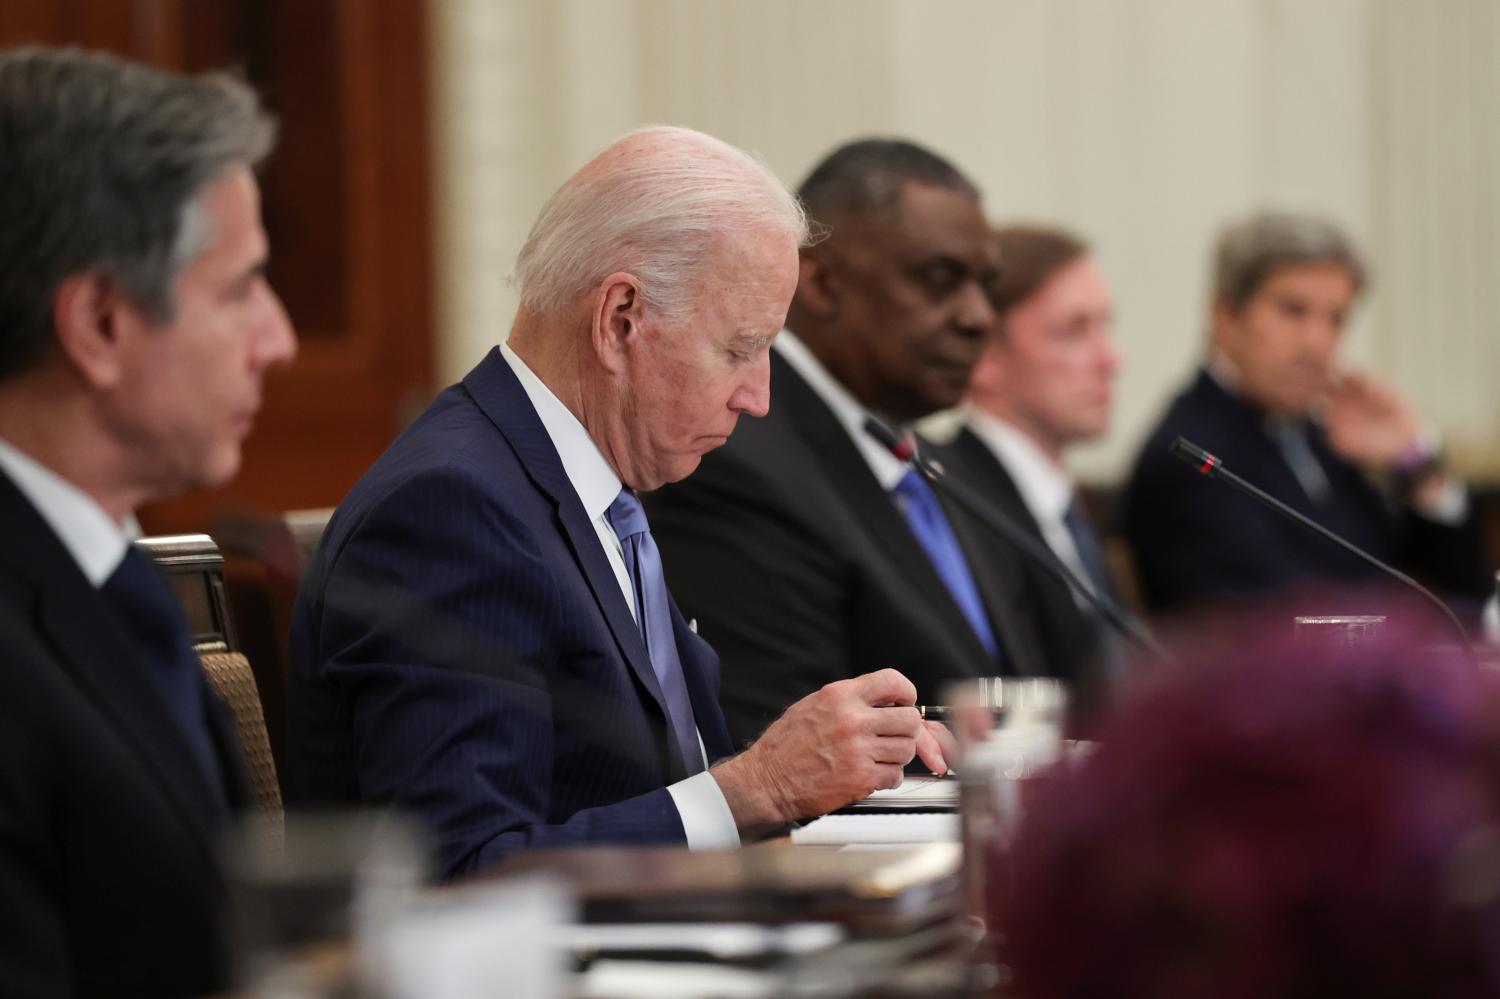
[947,225,1121,688]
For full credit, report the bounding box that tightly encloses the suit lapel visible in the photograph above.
[1190,372,1336,521]
[771,355,995,675]
[0,473,227,870]
[670,601,733,764]
[461,351,676,745]
[37,588,231,824]
[938,432,1047,676]
[950,429,1042,536]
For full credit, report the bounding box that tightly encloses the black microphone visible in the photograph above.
[1169,436,1474,661]
[864,416,1171,664]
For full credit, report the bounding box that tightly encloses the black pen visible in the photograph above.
[877,703,951,721]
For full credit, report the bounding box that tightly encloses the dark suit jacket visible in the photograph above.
[286,348,735,880]
[1123,369,1489,613]
[940,427,1107,688]
[0,470,248,999]
[645,351,1046,748]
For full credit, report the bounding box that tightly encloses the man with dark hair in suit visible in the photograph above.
[287,127,951,881]
[946,226,1122,697]
[0,47,296,998]
[647,138,1048,748]
[1124,212,1488,614]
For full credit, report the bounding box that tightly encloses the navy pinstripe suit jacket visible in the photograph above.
[286,348,735,879]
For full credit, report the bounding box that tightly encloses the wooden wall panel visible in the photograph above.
[0,0,436,534]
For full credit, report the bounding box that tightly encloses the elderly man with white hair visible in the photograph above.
[286,126,951,879]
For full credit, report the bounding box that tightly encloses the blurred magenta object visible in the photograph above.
[1006,621,1500,999]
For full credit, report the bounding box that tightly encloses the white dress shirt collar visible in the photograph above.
[500,342,622,523]
[963,408,1075,526]
[0,436,139,587]
[963,408,1099,603]
[774,331,909,491]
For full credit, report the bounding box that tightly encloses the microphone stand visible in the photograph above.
[1170,436,1476,665]
[865,417,1174,665]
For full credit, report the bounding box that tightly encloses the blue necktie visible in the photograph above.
[1062,498,1132,677]
[607,489,704,776]
[892,468,1001,662]
[99,547,225,802]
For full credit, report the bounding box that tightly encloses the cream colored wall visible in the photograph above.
[430,0,1500,482]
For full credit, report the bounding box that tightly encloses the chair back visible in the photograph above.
[206,507,333,796]
[200,650,284,829]
[137,534,283,828]
[135,533,237,652]
[283,507,335,576]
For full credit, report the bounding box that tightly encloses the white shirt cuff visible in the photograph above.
[1412,475,1468,526]
[666,770,741,850]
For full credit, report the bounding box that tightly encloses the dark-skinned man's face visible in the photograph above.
[808,181,998,422]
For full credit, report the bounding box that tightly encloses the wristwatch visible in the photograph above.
[1392,428,1446,493]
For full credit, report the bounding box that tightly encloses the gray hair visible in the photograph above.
[0,46,277,381]
[1213,212,1367,312]
[514,126,809,322]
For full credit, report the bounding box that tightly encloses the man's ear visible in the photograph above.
[589,272,645,375]
[794,248,840,322]
[1209,296,1237,350]
[51,273,134,390]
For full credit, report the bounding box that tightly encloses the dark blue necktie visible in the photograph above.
[892,468,1001,662]
[100,547,225,801]
[607,489,704,776]
[1064,499,1116,601]
[1063,499,1134,678]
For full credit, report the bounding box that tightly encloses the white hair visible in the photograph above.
[514,126,809,321]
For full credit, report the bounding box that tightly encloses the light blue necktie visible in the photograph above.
[892,468,1001,662]
[607,489,704,776]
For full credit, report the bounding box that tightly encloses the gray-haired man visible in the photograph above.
[1124,211,1487,615]
[0,47,295,997]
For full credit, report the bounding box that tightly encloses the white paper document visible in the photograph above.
[789,812,960,846]
[850,775,958,810]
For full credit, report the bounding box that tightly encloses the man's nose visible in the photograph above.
[254,289,298,369]
[732,356,772,417]
[1300,316,1341,358]
[953,280,997,337]
[1098,329,1122,375]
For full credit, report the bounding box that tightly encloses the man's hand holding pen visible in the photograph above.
[708,668,956,838]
